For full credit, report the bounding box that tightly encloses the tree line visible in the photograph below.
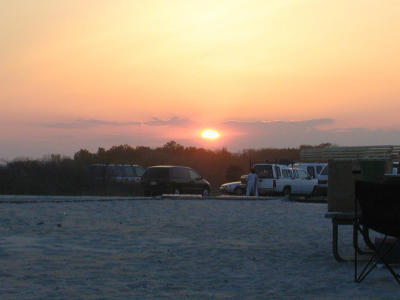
[0,141,331,195]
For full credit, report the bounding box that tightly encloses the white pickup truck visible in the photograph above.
[240,163,317,197]
[252,163,292,195]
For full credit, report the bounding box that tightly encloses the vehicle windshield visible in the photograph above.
[316,165,323,174]
[320,166,328,176]
[171,167,189,179]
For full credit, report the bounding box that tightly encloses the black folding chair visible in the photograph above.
[354,180,400,284]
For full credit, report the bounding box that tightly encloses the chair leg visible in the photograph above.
[355,226,382,283]
[355,229,381,283]
[375,238,400,285]
[355,234,400,284]
[353,226,373,255]
[361,225,375,251]
[354,223,358,282]
[354,223,376,283]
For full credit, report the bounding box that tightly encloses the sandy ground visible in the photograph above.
[0,197,399,299]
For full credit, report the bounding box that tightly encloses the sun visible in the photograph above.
[201,129,221,140]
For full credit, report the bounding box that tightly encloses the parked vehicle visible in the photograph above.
[141,165,211,196]
[89,164,146,184]
[239,163,318,197]
[316,164,328,195]
[240,163,292,196]
[391,162,399,175]
[293,162,327,179]
[289,168,318,197]
[255,163,293,195]
[219,181,244,195]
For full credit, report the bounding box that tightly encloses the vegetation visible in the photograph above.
[0,141,331,195]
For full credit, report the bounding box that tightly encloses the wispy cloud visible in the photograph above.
[39,116,195,130]
[223,118,334,130]
[41,119,141,129]
[222,118,400,149]
[144,116,194,127]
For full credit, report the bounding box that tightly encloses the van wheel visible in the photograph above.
[202,188,209,197]
[283,187,291,198]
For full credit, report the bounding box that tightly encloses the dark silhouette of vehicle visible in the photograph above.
[141,165,210,197]
[88,164,145,184]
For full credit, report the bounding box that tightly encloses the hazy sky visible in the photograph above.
[1,0,400,159]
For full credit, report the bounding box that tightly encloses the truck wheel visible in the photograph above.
[311,186,317,195]
[283,187,291,198]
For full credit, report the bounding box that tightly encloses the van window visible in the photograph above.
[143,167,169,179]
[135,166,146,177]
[282,169,292,178]
[106,166,120,177]
[254,165,273,178]
[171,167,190,180]
[189,169,201,180]
[122,166,135,177]
[307,166,315,178]
[298,169,309,179]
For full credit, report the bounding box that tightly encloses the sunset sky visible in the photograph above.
[1,0,400,159]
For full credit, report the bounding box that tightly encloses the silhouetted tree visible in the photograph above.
[1,142,337,195]
[225,165,245,181]
[74,149,95,165]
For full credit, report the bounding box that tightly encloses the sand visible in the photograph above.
[0,196,399,299]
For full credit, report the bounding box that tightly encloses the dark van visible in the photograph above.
[141,166,211,196]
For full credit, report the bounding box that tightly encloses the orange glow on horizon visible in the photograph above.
[1,0,400,159]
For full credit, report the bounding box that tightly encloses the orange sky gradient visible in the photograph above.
[1,0,400,159]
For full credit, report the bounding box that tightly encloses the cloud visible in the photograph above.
[223,118,334,131]
[221,118,400,150]
[39,116,195,130]
[144,116,194,127]
[41,119,141,129]
[316,127,400,146]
